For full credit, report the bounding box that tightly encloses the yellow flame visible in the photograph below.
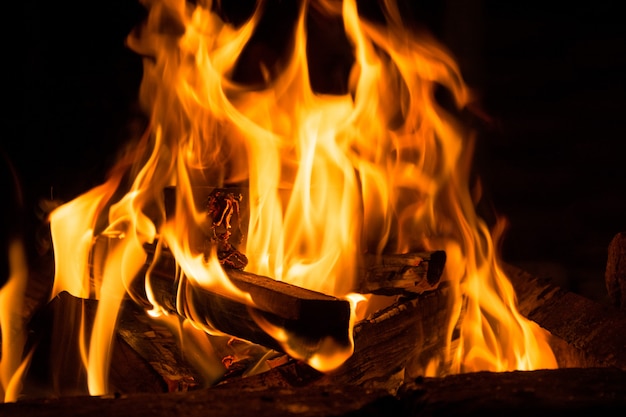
[34,0,558,397]
[1,239,29,402]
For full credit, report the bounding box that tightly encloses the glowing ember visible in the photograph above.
[2,0,557,400]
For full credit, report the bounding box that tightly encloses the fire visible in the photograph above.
[2,0,557,400]
[0,240,29,402]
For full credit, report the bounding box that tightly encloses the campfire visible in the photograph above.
[3,0,626,414]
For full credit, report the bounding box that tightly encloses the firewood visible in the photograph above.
[92,237,353,354]
[115,300,205,392]
[605,231,626,310]
[504,263,626,369]
[358,251,445,295]
[217,284,452,390]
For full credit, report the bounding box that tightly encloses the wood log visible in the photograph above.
[357,251,445,295]
[3,368,626,416]
[212,262,626,390]
[504,262,626,369]
[217,284,452,390]
[115,300,205,392]
[606,231,626,310]
[92,237,352,354]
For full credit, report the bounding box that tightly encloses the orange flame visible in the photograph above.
[4,0,558,398]
[1,239,30,402]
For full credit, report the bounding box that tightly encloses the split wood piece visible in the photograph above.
[217,284,452,390]
[606,231,626,310]
[3,368,626,417]
[358,251,446,295]
[116,300,205,392]
[91,236,352,354]
[504,262,626,369]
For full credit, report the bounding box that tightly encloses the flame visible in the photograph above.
[2,0,559,399]
[0,239,29,402]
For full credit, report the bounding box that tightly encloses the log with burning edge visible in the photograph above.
[91,236,353,354]
[89,232,446,364]
[505,262,626,369]
[90,186,445,354]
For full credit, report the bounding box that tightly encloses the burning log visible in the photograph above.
[88,234,448,389]
[216,284,452,390]
[92,232,445,357]
[505,263,626,369]
[605,231,626,311]
[92,237,353,353]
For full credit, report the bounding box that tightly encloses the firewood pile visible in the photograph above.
[3,187,626,415]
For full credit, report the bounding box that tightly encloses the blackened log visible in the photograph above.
[358,251,446,295]
[606,232,626,310]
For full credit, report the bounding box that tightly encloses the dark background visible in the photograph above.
[3,0,626,303]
